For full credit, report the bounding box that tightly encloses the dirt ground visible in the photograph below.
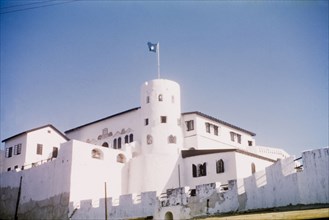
[197,208,329,220]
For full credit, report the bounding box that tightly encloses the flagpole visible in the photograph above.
[157,42,160,79]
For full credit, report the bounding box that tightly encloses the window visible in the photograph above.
[161,116,167,123]
[168,135,177,144]
[251,163,256,174]
[158,94,163,101]
[147,135,153,145]
[186,120,194,131]
[7,167,11,172]
[37,144,43,155]
[230,132,241,144]
[216,159,225,173]
[14,144,22,155]
[5,147,13,158]
[192,163,207,177]
[52,147,58,158]
[102,142,109,147]
[214,126,219,136]
[102,128,108,136]
[118,137,122,149]
[129,134,134,142]
[117,154,126,163]
[248,140,253,146]
[146,96,150,103]
[145,118,149,126]
[113,139,117,149]
[14,165,19,170]
[205,123,211,133]
[124,135,129,144]
[91,148,103,160]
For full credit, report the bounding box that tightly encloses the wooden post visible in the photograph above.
[104,182,108,220]
[15,176,23,220]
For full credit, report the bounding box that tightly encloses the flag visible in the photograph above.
[147,42,158,53]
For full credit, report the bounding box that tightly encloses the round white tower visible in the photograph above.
[128,79,183,195]
[140,79,183,154]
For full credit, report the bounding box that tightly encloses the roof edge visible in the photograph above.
[182,111,256,136]
[2,124,69,143]
[65,107,141,134]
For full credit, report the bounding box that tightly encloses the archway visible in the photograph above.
[164,211,173,220]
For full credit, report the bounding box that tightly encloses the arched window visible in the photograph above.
[147,135,153,145]
[129,134,134,142]
[192,164,197,177]
[118,137,122,149]
[216,159,224,173]
[251,163,256,174]
[192,163,207,177]
[198,163,207,176]
[158,94,163,101]
[102,142,109,148]
[113,139,117,149]
[91,148,103,160]
[164,211,173,220]
[117,154,126,163]
[124,135,129,144]
[168,135,176,144]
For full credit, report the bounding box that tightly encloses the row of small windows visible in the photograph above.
[91,148,126,163]
[192,160,256,178]
[185,120,254,146]
[146,134,177,145]
[192,159,224,178]
[101,134,134,149]
[206,122,219,136]
[5,144,58,158]
[5,144,22,158]
[146,94,175,103]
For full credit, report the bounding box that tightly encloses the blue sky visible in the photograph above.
[1,0,328,157]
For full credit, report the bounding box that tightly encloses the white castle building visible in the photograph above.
[1,78,327,220]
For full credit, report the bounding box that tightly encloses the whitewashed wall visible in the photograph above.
[65,108,141,149]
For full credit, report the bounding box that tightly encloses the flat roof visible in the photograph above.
[2,124,69,143]
[182,111,256,136]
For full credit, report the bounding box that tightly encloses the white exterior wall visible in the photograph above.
[182,114,256,151]
[65,109,141,150]
[69,140,130,210]
[182,152,238,188]
[2,126,67,173]
[128,154,181,195]
[235,153,273,179]
[25,127,67,165]
[140,79,183,155]
[2,135,27,172]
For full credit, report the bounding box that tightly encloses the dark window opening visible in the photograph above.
[37,144,43,155]
[216,159,225,173]
[161,116,167,123]
[186,120,194,131]
[129,134,134,142]
[102,142,109,148]
[113,139,117,149]
[52,147,58,158]
[118,137,122,149]
[5,147,13,158]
